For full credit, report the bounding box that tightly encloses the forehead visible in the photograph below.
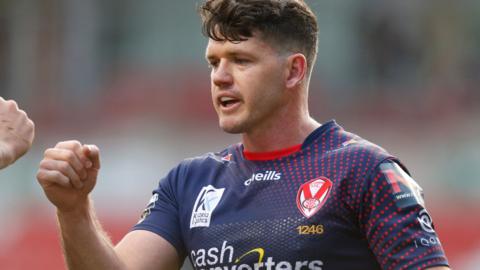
[205,36,278,58]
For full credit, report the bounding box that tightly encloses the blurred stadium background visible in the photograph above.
[0,0,479,269]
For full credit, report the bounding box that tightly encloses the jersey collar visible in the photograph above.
[242,120,338,161]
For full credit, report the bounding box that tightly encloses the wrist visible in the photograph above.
[56,198,94,225]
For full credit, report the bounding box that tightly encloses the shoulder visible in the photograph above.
[179,143,238,170]
[155,145,238,203]
[320,125,413,196]
[164,144,238,183]
[327,126,396,170]
[317,121,393,161]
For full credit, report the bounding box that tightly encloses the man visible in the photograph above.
[36,0,450,269]
[0,97,35,170]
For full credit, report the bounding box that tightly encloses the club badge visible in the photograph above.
[296,177,333,218]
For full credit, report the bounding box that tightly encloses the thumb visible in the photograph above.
[82,144,100,170]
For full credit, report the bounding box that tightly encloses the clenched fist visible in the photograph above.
[0,97,35,169]
[37,140,100,213]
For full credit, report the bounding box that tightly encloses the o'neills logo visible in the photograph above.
[244,171,282,186]
[191,241,324,270]
[296,177,333,218]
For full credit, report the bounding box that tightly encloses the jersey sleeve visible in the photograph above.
[358,159,449,270]
[132,163,186,258]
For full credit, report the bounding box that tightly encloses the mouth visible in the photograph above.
[218,96,241,110]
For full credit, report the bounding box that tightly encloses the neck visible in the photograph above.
[242,115,320,153]
[241,83,319,152]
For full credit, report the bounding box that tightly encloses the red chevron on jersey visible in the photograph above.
[297,177,333,218]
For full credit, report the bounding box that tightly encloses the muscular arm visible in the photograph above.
[57,200,127,270]
[58,200,181,270]
[116,230,181,270]
[37,141,180,270]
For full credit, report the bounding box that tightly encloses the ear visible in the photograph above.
[285,53,307,89]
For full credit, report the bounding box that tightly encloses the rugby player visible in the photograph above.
[0,97,35,170]
[36,0,450,269]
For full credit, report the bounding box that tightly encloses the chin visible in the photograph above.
[218,119,246,134]
[219,125,244,134]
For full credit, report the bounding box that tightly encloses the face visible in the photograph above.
[206,35,290,134]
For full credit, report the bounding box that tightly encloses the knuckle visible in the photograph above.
[64,151,75,162]
[70,140,81,147]
[56,140,82,149]
[39,159,50,168]
[58,161,70,172]
[44,148,54,156]
[5,101,19,112]
[6,100,18,109]
[36,170,45,180]
[51,170,66,180]
[18,109,27,118]
[65,154,80,170]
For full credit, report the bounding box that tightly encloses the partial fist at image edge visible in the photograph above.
[0,97,35,170]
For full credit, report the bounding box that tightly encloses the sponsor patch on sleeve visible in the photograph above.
[380,162,425,208]
[138,193,159,223]
[190,185,225,228]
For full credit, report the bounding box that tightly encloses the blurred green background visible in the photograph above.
[0,0,479,269]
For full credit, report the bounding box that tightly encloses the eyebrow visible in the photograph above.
[205,50,255,62]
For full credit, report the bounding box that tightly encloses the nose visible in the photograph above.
[211,60,233,89]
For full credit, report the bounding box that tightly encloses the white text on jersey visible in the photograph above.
[244,171,282,186]
[191,241,324,270]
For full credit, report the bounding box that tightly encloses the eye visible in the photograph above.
[234,58,250,65]
[207,59,219,69]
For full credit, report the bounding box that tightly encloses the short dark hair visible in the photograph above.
[199,0,318,73]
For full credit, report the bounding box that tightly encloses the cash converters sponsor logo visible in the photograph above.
[191,241,324,270]
[244,171,282,186]
[296,177,333,218]
[190,185,225,228]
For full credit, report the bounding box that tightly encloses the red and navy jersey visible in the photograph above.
[133,120,449,270]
